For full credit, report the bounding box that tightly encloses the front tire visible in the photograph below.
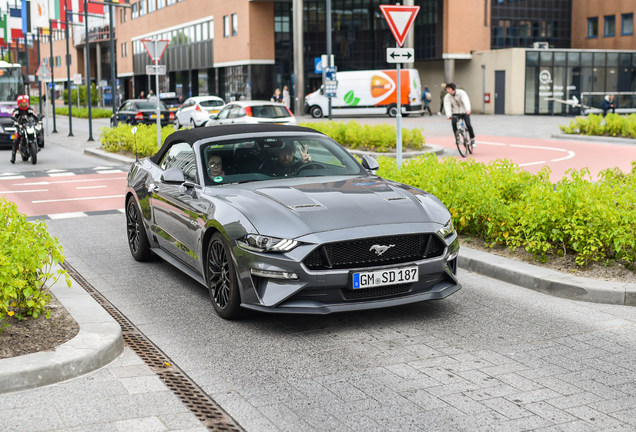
[174,118,181,129]
[465,131,473,154]
[310,106,323,118]
[388,105,398,117]
[206,233,242,320]
[455,130,468,157]
[30,140,37,164]
[126,196,152,262]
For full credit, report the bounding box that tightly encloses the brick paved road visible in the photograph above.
[38,214,636,431]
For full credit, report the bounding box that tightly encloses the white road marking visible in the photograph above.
[0,172,19,176]
[118,208,126,213]
[32,194,125,204]
[519,160,547,167]
[76,185,107,190]
[93,166,116,170]
[15,177,127,186]
[48,172,76,177]
[510,144,569,152]
[46,169,69,173]
[48,212,88,219]
[0,175,26,180]
[551,151,576,162]
[96,169,124,174]
[475,141,506,146]
[0,189,49,194]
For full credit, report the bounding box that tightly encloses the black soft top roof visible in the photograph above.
[150,124,323,165]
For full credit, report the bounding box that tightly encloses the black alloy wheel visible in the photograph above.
[126,196,152,261]
[206,233,242,320]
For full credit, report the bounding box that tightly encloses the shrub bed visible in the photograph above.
[560,113,636,138]
[100,123,176,158]
[299,120,425,152]
[55,107,114,119]
[0,198,70,332]
[378,155,636,268]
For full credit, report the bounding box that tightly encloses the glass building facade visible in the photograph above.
[491,0,572,49]
[524,50,636,115]
[273,0,442,94]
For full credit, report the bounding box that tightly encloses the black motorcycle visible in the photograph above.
[13,115,42,165]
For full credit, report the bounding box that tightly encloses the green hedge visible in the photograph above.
[100,123,176,158]
[560,113,636,138]
[299,120,425,152]
[0,198,70,331]
[55,107,113,119]
[379,155,636,268]
[62,83,100,107]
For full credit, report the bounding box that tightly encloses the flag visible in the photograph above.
[0,13,7,44]
[8,8,23,40]
[21,0,31,34]
[30,0,48,30]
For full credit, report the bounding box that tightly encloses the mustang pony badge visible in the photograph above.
[370,244,395,256]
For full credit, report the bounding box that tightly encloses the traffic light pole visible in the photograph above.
[64,9,73,137]
[49,20,57,133]
[84,0,94,141]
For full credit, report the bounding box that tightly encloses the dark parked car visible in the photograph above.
[111,99,174,127]
[125,124,460,319]
[159,96,182,112]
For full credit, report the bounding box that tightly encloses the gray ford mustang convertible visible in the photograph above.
[126,124,460,319]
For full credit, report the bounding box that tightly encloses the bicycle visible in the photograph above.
[452,114,473,157]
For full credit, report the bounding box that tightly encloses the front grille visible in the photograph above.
[342,283,411,300]
[303,234,446,271]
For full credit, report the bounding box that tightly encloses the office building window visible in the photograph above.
[232,14,238,36]
[202,21,208,39]
[167,0,175,5]
[275,4,290,33]
[148,0,155,13]
[139,0,146,16]
[157,0,164,8]
[195,24,201,42]
[55,56,61,67]
[588,18,598,38]
[210,21,214,38]
[132,3,138,19]
[604,16,615,37]
[622,14,634,35]
[224,15,230,37]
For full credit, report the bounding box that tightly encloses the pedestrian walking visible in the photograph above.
[271,88,283,103]
[437,83,446,115]
[422,86,432,116]
[282,86,291,109]
[138,90,145,99]
[601,94,615,117]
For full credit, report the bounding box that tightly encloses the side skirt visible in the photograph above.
[150,247,207,288]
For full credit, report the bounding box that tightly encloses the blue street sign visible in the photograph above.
[325,66,337,83]
[314,57,323,74]
[324,66,337,98]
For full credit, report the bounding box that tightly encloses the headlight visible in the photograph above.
[437,219,456,238]
[237,234,299,253]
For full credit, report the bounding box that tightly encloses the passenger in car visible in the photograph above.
[207,154,226,179]
[260,142,312,177]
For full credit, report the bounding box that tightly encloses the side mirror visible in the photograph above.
[37,113,44,120]
[361,155,380,173]
[161,166,186,184]
[209,113,218,120]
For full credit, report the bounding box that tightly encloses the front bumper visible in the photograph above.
[233,224,461,314]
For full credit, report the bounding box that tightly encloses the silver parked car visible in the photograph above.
[125,124,460,319]
[175,96,225,129]
[205,100,297,127]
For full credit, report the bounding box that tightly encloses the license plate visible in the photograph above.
[352,266,418,289]
[150,114,164,119]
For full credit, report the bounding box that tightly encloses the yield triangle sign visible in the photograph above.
[379,5,420,47]
[35,61,52,79]
[141,39,170,62]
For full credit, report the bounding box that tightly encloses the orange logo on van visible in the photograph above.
[370,76,393,98]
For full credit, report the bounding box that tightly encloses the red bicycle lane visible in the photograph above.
[427,135,636,182]
[0,172,128,217]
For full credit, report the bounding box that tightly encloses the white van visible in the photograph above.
[305,69,423,118]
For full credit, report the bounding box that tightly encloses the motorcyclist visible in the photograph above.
[10,95,39,164]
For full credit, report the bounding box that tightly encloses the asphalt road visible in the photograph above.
[42,213,636,431]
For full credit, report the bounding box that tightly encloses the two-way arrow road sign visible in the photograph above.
[386,48,414,64]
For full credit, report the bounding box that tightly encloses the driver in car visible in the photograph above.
[261,142,312,177]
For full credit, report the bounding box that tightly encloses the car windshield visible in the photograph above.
[200,134,364,186]
[136,101,168,110]
[161,97,181,105]
[251,105,291,118]
[200,99,224,108]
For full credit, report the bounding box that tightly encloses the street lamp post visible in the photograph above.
[64,8,73,137]
[37,30,42,113]
[84,0,94,141]
[49,20,57,133]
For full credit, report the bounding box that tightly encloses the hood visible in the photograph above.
[213,177,450,238]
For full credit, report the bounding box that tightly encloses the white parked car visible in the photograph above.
[175,96,225,128]
[205,101,297,127]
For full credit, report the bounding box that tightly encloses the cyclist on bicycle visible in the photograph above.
[443,83,476,148]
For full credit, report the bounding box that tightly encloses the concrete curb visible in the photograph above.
[459,247,636,306]
[0,265,124,394]
[84,147,135,165]
[551,133,636,146]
